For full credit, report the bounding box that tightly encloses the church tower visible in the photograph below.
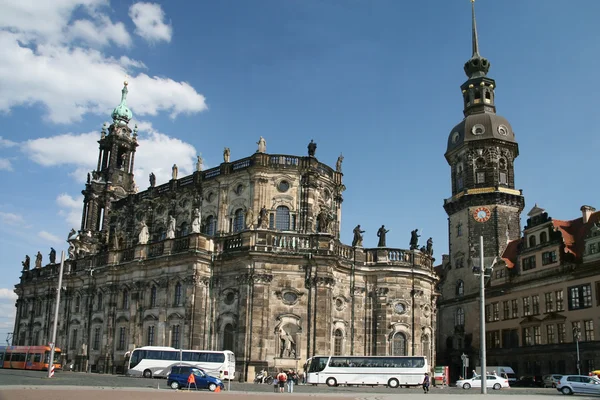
[79,82,139,247]
[438,0,525,375]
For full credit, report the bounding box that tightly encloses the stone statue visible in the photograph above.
[196,155,203,172]
[166,215,176,239]
[87,173,91,183]
[120,153,127,170]
[317,210,332,233]
[245,208,254,229]
[336,154,344,173]
[426,237,433,256]
[377,225,389,247]
[307,139,317,157]
[279,327,296,358]
[68,243,76,259]
[171,164,178,180]
[138,221,149,244]
[410,229,421,250]
[223,147,231,163]
[35,251,43,269]
[68,228,78,241]
[352,225,365,247]
[258,205,268,228]
[256,136,266,153]
[191,208,201,233]
[149,172,156,187]
[49,247,56,264]
[22,255,30,271]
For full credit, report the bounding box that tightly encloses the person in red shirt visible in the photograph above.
[276,370,288,393]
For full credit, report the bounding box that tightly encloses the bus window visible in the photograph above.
[308,357,327,373]
[182,351,194,361]
[129,350,144,368]
[162,351,179,361]
[34,353,42,363]
[147,350,161,360]
[207,353,225,363]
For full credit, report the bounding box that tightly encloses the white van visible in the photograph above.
[476,366,517,384]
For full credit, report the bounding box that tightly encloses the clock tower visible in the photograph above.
[438,0,525,374]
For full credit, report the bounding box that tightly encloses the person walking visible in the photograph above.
[286,369,296,393]
[422,372,430,394]
[276,370,288,393]
[273,374,279,392]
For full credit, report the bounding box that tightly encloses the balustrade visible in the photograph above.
[232,158,252,171]
[269,155,299,167]
[121,248,135,262]
[204,168,221,179]
[178,175,194,186]
[149,242,164,257]
[173,237,190,253]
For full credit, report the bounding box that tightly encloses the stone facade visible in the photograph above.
[12,84,438,380]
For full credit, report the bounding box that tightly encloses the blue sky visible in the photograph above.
[0,0,599,341]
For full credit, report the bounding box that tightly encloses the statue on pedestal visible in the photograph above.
[35,251,43,269]
[352,225,365,247]
[336,154,344,173]
[22,255,30,271]
[171,164,178,180]
[426,237,433,256]
[49,248,56,264]
[410,229,421,250]
[166,215,176,239]
[196,155,203,172]
[256,136,266,153]
[138,221,149,244]
[223,147,231,163]
[279,327,296,358]
[191,209,201,233]
[377,225,389,247]
[149,172,156,187]
[258,205,269,228]
[307,140,317,157]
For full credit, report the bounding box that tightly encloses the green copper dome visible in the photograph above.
[111,81,132,125]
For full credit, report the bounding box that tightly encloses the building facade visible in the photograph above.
[13,82,438,380]
[437,2,600,381]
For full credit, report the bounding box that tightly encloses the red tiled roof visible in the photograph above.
[552,210,600,260]
[501,238,521,269]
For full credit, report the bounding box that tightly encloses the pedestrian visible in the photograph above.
[276,370,288,393]
[442,373,446,388]
[273,374,279,392]
[422,372,430,394]
[287,369,295,393]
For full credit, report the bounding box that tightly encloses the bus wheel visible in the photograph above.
[326,377,337,387]
[143,369,152,378]
[387,378,399,389]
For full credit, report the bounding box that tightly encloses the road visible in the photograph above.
[0,370,575,400]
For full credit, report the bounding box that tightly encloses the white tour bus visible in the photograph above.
[306,355,428,388]
[127,346,235,380]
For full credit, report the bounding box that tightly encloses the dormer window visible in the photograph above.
[540,231,548,244]
[529,235,537,248]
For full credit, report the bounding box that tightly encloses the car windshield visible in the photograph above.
[192,368,204,376]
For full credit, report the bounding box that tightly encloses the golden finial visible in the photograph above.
[124,75,129,86]
[471,0,475,3]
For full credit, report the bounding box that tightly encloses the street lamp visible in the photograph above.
[573,327,581,375]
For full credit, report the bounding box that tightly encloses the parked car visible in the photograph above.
[556,375,600,395]
[167,365,224,391]
[456,374,510,390]
[543,374,563,388]
[512,376,543,387]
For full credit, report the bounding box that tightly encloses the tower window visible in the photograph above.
[204,216,216,236]
[540,231,548,244]
[499,172,507,185]
[233,208,245,233]
[485,90,491,103]
[476,172,485,184]
[275,206,290,231]
[474,90,481,104]
[457,222,463,237]
[456,280,465,296]
[529,235,537,248]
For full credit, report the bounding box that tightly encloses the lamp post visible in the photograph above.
[573,327,581,375]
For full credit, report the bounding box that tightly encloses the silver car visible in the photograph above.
[556,375,600,395]
[543,374,562,388]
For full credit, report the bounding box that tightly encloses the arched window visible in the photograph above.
[154,227,166,242]
[456,280,464,296]
[485,90,491,100]
[74,295,81,313]
[474,89,481,102]
[233,209,245,233]
[455,308,465,327]
[540,231,548,244]
[223,324,234,351]
[204,216,216,236]
[333,329,343,356]
[150,286,157,308]
[392,332,407,356]
[422,335,431,361]
[122,290,129,310]
[97,292,103,311]
[275,206,290,231]
[529,235,537,248]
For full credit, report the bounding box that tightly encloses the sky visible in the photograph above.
[0,0,599,342]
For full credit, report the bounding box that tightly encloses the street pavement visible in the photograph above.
[0,370,580,399]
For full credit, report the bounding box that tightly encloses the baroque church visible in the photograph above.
[12,83,438,378]
[437,1,600,381]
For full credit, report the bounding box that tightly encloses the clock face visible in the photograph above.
[473,207,491,223]
[394,303,406,314]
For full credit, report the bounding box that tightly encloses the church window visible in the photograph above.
[457,176,464,190]
[171,325,181,349]
[333,329,343,356]
[117,327,126,350]
[529,235,537,248]
[150,286,157,308]
[391,332,407,356]
[456,280,464,296]
[474,90,481,104]
[476,172,485,184]
[540,231,548,244]
[71,329,78,350]
[204,216,216,236]
[485,90,491,101]
[147,326,155,346]
[93,327,101,350]
[173,282,182,306]
[422,335,431,361]
[122,290,129,310]
[223,324,234,351]
[234,184,244,195]
[275,206,290,231]
[233,209,245,233]
[455,308,465,327]
[178,222,189,237]
[97,292,103,311]
[457,223,463,237]
[74,295,81,313]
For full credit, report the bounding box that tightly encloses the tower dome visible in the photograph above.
[111,81,133,126]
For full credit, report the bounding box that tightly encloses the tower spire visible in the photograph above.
[471,0,480,57]
[111,80,133,126]
[463,0,490,79]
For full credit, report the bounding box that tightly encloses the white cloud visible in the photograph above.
[0,158,12,171]
[129,2,173,43]
[0,137,18,147]
[0,288,17,301]
[0,211,24,225]
[38,231,64,244]
[0,1,206,124]
[24,132,98,168]
[57,193,84,228]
